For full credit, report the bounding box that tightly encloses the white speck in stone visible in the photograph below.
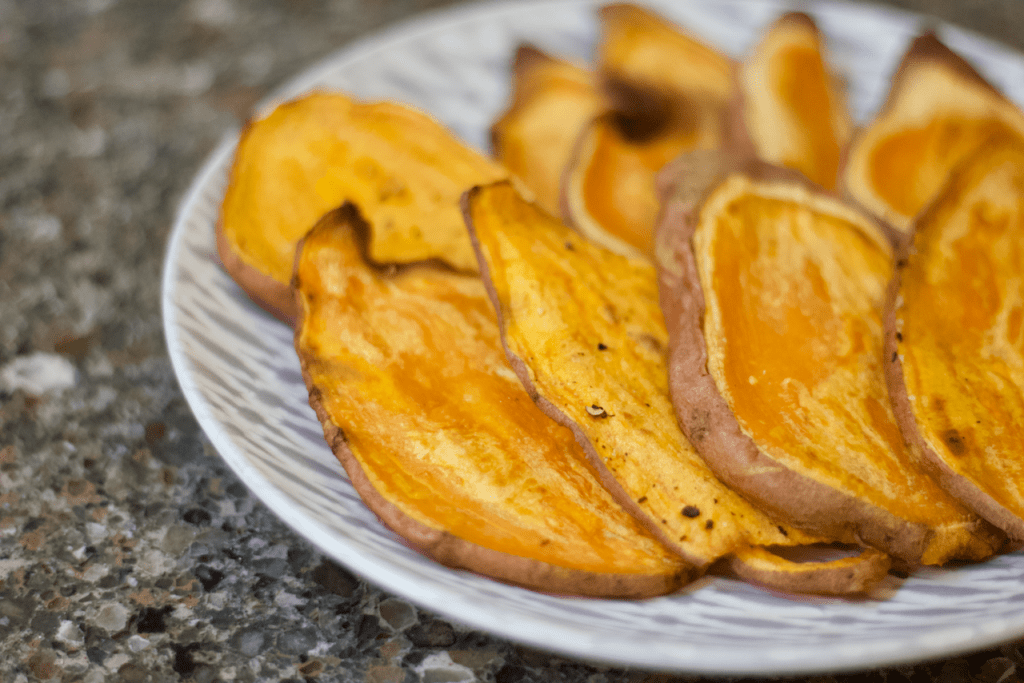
[56,620,85,647]
[13,211,62,242]
[84,353,114,378]
[414,652,475,683]
[0,352,76,394]
[220,666,237,681]
[41,68,71,99]
[236,630,264,657]
[207,591,227,609]
[84,670,106,683]
[83,563,108,583]
[71,545,89,561]
[0,559,33,578]
[71,125,107,158]
[93,602,129,633]
[106,653,130,670]
[137,549,174,577]
[90,386,117,412]
[189,0,236,27]
[247,537,268,551]
[274,591,303,609]
[85,522,108,542]
[127,635,151,652]
[126,576,138,587]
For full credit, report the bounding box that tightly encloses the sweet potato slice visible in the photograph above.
[562,113,697,259]
[560,3,738,260]
[739,12,852,190]
[491,45,604,217]
[293,204,691,598]
[464,180,892,595]
[218,91,506,322]
[656,152,1004,567]
[598,3,734,118]
[885,141,1024,539]
[843,33,1024,232]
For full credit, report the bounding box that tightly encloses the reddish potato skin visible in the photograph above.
[882,234,1024,542]
[216,218,298,325]
[653,151,1002,567]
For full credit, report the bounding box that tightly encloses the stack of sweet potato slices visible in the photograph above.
[214,2,1024,599]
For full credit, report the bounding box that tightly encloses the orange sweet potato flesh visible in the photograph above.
[885,141,1024,540]
[464,180,894,594]
[491,45,604,217]
[656,153,1003,566]
[218,91,506,322]
[560,4,738,260]
[293,204,691,598]
[739,12,852,190]
[843,34,1024,232]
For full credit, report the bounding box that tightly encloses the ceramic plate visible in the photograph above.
[162,0,1024,674]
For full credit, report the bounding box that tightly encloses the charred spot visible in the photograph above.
[891,352,898,362]
[681,506,700,518]
[895,332,903,342]
[777,526,788,536]
[705,520,714,530]
[586,404,609,418]
[564,241,575,250]
[597,343,608,351]
[637,496,647,504]
[943,429,967,456]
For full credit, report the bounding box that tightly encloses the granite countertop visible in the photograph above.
[2,1,1024,681]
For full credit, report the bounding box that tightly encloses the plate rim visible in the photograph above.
[161,0,1024,674]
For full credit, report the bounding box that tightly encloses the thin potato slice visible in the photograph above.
[885,142,1024,539]
[843,33,1024,232]
[293,204,691,598]
[740,12,853,189]
[562,113,695,259]
[656,153,1003,566]
[465,180,893,595]
[491,45,604,217]
[560,4,738,260]
[219,91,506,322]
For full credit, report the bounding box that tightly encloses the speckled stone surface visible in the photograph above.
[2,0,1024,681]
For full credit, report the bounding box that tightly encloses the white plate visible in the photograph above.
[162,0,1024,675]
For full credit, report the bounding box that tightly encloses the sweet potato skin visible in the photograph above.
[654,151,1004,566]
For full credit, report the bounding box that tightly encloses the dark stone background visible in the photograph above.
[2,1,1023,681]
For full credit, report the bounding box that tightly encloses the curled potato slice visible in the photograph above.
[843,33,1024,232]
[656,152,1004,567]
[465,180,892,595]
[739,12,853,190]
[491,45,604,217]
[885,141,1024,539]
[218,91,506,322]
[293,204,691,598]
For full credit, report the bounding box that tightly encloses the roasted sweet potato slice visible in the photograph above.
[843,33,1024,232]
[598,3,734,118]
[885,141,1024,539]
[218,91,506,322]
[293,204,691,598]
[491,45,604,217]
[465,180,892,595]
[739,12,852,190]
[656,152,1004,567]
[560,4,738,260]
[562,113,697,259]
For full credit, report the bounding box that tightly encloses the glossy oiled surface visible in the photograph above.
[695,176,993,564]
[294,211,685,581]
[741,14,852,189]
[468,181,814,567]
[220,92,504,282]
[897,145,1024,521]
